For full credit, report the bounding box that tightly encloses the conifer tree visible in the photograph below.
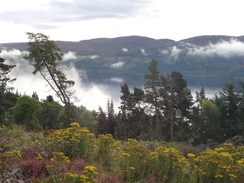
[97,106,108,135]
[26,32,78,123]
[144,59,162,139]
[0,55,17,124]
[161,71,193,141]
[107,99,115,137]
[0,56,16,93]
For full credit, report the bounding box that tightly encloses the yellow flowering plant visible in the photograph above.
[45,152,71,182]
[149,146,188,182]
[116,138,152,182]
[191,143,244,183]
[64,166,98,183]
[0,150,21,174]
[47,122,95,158]
[95,134,120,170]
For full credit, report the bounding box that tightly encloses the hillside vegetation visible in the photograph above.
[0,123,243,182]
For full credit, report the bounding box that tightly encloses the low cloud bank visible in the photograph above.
[187,39,244,58]
[109,77,124,83]
[110,61,125,68]
[160,39,244,59]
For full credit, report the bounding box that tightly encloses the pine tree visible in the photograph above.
[215,78,239,139]
[0,56,16,93]
[26,32,77,123]
[97,106,109,135]
[144,59,163,140]
[162,71,193,141]
[0,55,17,124]
[107,99,115,137]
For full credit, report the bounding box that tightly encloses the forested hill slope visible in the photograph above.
[1,35,244,87]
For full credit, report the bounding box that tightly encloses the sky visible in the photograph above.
[1,0,244,43]
[1,0,244,111]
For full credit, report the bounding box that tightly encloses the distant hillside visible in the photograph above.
[1,35,244,88]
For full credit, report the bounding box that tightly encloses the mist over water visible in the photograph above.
[1,49,222,112]
[0,49,119,111]
[190,86,221,99]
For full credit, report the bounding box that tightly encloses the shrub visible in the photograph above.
[95,134,120,170]
[149,146,188,182]
[47,122,95,158]
[190,143,244,183]
[12,96,42,131]
[116,138,152,182]
[0,150,21,174]
[64,166,98,183]
[13,147,52,179]
[16,158,50,179]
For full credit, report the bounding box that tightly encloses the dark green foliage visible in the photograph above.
[0,56,16,93]
[0,91,18,125]
[210,78,244,143]
[194,100,221,144]
[107,99,116,137]
[0,56,17,125]
[78,108,98,135]
[12,96,42,131]
[97,106,109,135]
[115,60,243,144]
[144,59,162,140]
[116,84,131,140]
[236,82,244,136]
[39,95,68,130]
[32,92,39,100]
[162,71,193,141]
[117,84,147,140]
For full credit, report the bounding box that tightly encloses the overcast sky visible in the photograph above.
[1,0,244,43]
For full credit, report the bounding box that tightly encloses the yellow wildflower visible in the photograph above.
[214,174,224,178]
[129,166,135,171]
[46,164,54,169]
[228,174,237,179]
[37,154,44,160]
[70,122,80,128]
[188,153,196,158]
[122,152,131,157]
[79,174,89,181]
[84,166,98,173]
[5,150,21,158]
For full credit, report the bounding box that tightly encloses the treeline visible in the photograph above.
[0,33,243,145]
[1,57,243,145]
[101,59,244,144]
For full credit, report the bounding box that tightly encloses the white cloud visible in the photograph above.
[110,77,124,83]
[0,0,151,25]
[62,51,77,61]
[122,47,128,52]
[187,39,244,58]
[1,0,244,44]
[0,49,27,60]
[1,50,52,98]
[110,61,125,68]
[159,49,169,55]
[140,48,148,56]
[89,55,98,59]
[169,46,182,59]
